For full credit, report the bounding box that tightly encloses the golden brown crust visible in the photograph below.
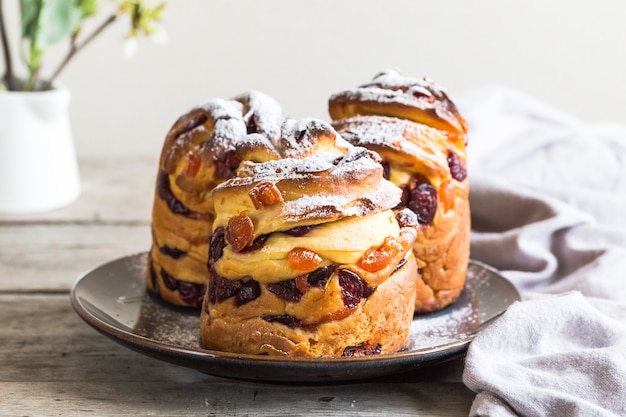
[147,91,288,307]
[200,242,417,357]
[200,118,419,356]
[329,68,468,136]
[329,70,470,314]
[212,146,401,236]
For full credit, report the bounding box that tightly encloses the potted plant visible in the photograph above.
[0,0,165,213]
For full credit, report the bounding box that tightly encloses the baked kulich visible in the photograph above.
[329,69,470,314]
[200,118,419,357]
[148,91,288,307]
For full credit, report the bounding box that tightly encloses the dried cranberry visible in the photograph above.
[209,227,226,264]
[337,148,370,165]
[159,245,187,259]
[160,268,178,290]
[178,282,206,306]
[208,272,241,304]
[247,117,258,134]
[212,149,241,180]
[236,280,261,305]
[381,160,391,180]
[267,279,302,302]
[447,150,467,181]
[262,315,303,328]
[408,182,438,225]
[341,342,382,357]
[156,170,190,215]
[394,184,410,210]
[395,209,418,228]
[338,269,375,308]
[282,225,316,237]
[239,234,269,253]
[393,258,407,273]
[307,264,336,288]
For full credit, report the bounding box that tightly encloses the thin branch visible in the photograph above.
[49,13,118,84]
[0,0,16,90]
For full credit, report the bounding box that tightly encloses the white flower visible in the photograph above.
[123,36,138,58]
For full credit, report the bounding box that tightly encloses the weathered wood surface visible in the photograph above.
[0,156,153,291]
[1,294,474,416]
[0,223,150,291]
[0,156,475,416]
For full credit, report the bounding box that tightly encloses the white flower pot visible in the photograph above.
[0,85,80,213]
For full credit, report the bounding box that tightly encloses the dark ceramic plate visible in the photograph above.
[70,253,520,383]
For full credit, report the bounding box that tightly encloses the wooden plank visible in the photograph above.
[0,223,150,291]
[0,155,156,223]
[0,294,474,416]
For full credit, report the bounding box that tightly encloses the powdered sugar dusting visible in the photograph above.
[235,90,288,143]
[332,86,427,110]
[133,295,201,349]
[334,116,450,174]
[86,255,517,358]
[279,118,351,159]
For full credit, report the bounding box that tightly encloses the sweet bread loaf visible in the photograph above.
[147,91,287,307]
[329,69,470,313]
[200,119,419,356]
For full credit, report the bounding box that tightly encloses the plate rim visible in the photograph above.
[70,253,520,378]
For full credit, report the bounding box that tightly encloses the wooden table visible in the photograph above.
[0,156,475,416]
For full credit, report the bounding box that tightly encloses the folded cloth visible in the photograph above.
[464,293,626,417]
[452,86,626,416]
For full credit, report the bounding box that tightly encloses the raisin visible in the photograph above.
[395,184,410,210]
[282,225,315,237]
[395,209,418,229]
[213,149,241,180]
[307,264,336,287]
[239,234,269,253]
[156,170,190,215]
[408,182,438,225]
[226,215,255,253]
[341,342,382,357]
[412,88,435,102]
[208,273,241,304]
[338,148,370,165]
[262,315,303,328]
[236,280,261,306]
[149,263,159,294]
[295,275,309,293]
[447,150,467,181]
[338,269,375,308]
[160,268,178,290]
[247,118,258,134]
[159,245,187,259]
[178,282,206,306]
[267,279,302,302]
[381,160,391,180]
[209,227,226,263]
[393,258,407,273]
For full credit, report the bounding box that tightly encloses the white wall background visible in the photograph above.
[6,0,626,157]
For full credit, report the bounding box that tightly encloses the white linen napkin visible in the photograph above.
[452,86,626,416]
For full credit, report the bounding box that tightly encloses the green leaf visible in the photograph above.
[78,0,98,19]
[36,0,84,49]
[20,0,43,41]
